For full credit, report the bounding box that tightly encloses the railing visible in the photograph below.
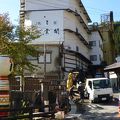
[0,106,55,120]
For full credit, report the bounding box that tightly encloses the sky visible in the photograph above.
[0,0,120,25]
[82,0,120,23]
[0,0,20,25]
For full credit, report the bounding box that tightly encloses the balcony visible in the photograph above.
[65,8,90,33]
[64,28,91,49]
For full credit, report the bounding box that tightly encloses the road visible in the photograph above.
[66,93,120,120]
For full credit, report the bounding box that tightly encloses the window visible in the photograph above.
[89,41,96,46]
[99,54,102,61]
[99,40,101,47]
[38,53,51,64]
[90,55,97,61]
[76,27,78,33]
[27,56,37,60]
[76,46,79,52]
[46,20,48,25]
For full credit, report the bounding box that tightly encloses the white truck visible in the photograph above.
[85,77,113,103]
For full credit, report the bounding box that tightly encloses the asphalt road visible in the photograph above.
[67,93,120,120]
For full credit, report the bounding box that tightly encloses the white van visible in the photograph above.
[85,77,113,103]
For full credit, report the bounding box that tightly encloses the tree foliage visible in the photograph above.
[113,22,120,55]
[0,13,13,51]
[0,13,40,83]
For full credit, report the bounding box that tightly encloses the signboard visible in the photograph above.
[0,80,9,91]
[25,10,64,44]
[0,95,10,106]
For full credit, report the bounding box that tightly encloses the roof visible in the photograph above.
[86,78,108,81]
[104,62,120,71]
[79,0,92,23]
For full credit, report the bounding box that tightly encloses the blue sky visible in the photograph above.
[82,0,120,23]
[0,0,20,25]
[0,0,120,25]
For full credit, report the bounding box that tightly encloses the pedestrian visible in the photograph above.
[48,91,56,111]
[78,82,85,103]
[66,71,74,99]
[67,70,79,99]
[33,91,44,112]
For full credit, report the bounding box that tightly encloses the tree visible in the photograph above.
[113,22,120,56]
[0,13,40,91]
[0,13,13,51]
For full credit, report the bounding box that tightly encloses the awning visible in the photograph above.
[104,62,120,72]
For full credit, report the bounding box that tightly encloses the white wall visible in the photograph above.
[63,10,89,59]
[24,0,91,66]
[64,32,89,59]
[89,31,103,65]
[69,0,89,25]
[25,0,89,25]
[25,10,64,44]
[64,11,89,42]
[26,0,69,10]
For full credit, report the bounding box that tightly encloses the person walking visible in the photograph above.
[48,91,56,111]
[33,91,44,112]
[78,82,85,103]
[66,71,74,99]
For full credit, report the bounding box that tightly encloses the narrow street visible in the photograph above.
[66,93,120,120]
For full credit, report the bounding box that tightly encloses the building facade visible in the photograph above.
[20,0,92,78]
[89,25,104,77]
[18,0,106,102]
[99,11,115,65]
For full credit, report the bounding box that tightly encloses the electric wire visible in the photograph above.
[26,0,120,20]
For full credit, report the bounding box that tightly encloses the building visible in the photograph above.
[20,0,92,79]
[99,11,115,65]
[89,24,104,77]
[19,0,105,101]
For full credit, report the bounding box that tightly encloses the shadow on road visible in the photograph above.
[73,99,119,120]
[98,98,118,106]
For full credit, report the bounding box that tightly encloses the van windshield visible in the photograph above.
[93,79,111,89]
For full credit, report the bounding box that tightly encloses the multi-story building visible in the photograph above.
[19,0,104,100]
[20,0,92,78]
[99,11,115,65]
[89,24,104,77]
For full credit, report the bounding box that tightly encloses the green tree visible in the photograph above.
[113,22,120,55]
[0,13,40,91]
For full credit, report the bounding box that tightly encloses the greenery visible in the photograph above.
[0,13,41,91]
[113,22,120,55]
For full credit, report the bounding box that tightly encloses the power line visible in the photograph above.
[85,6,120,16]
[25,1,120,22]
